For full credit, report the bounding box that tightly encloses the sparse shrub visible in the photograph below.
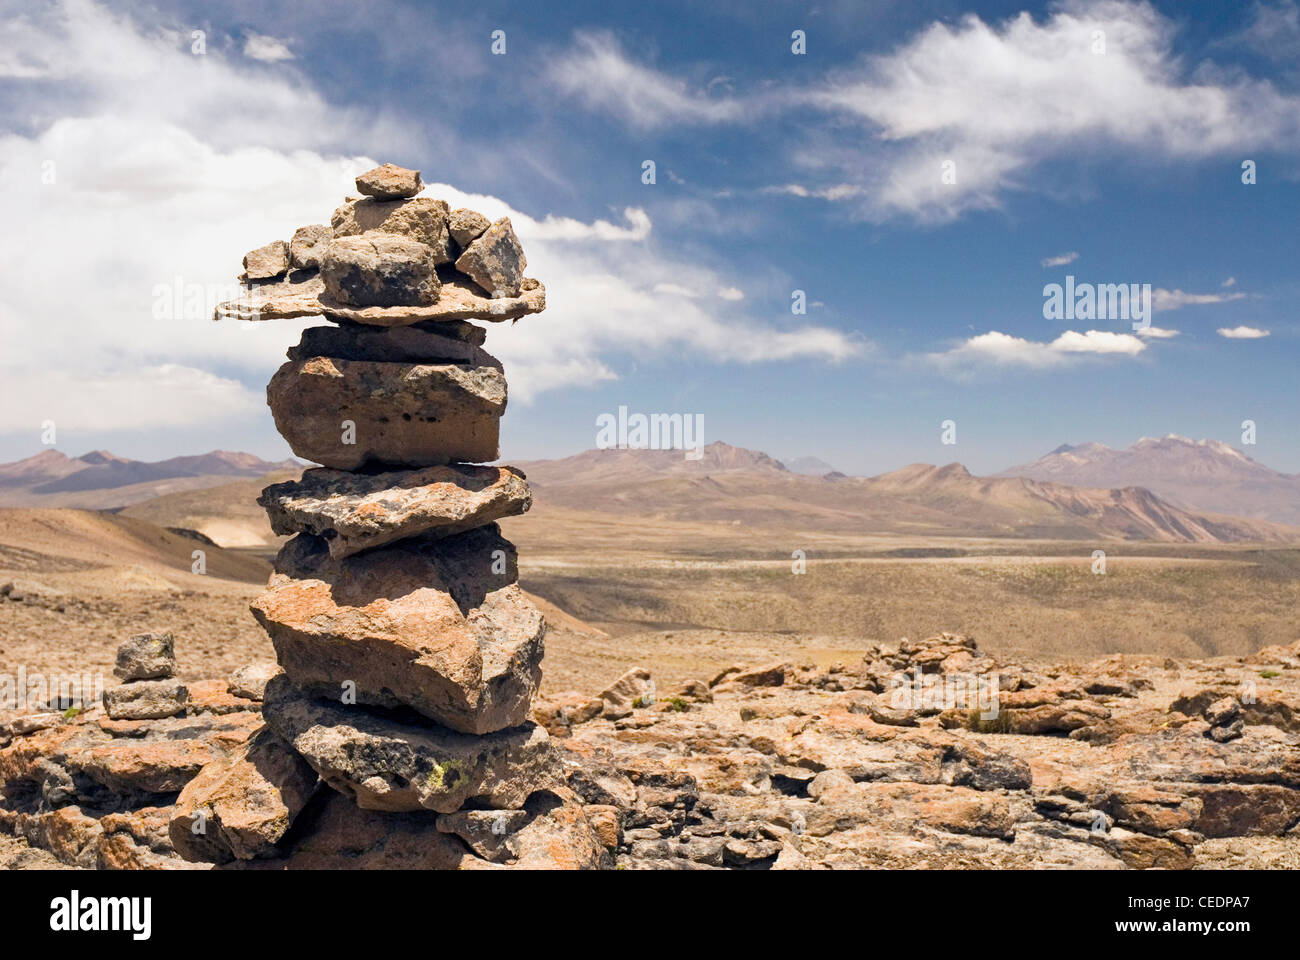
[663,697,689,712]
[966,708,1015,734]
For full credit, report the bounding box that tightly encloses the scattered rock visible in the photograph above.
[226,663,281,701]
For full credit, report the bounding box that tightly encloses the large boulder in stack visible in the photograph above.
[331,197,453,265]
[287,319,494,367]
[249,524,544,735]
[266,356,505,469]
[261,676,557,813]
[321,235,440,307]
[259,464,531,558]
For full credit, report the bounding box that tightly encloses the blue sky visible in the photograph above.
[1,0,1297,475]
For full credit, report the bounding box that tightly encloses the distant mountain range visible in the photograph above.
[2,438,1296,545]
[780,455,840,476]
[997,434,1300,526]
[0,449,301,509]
[512,442,1295,543]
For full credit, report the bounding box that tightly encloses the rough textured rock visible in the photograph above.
[114,633,176,681]
[267,356,505,470]
[259,464,530,558]
[320,235,439,308]
[355,163,423,200]
[454,217,526,297]
[287,320,492,366]
[246,790,470,869]
[249,525,544,734]
[288,224,331,270]
[448,208,491,249]
[103,680,188,721]
[242,240,289,280]
[436,787,608,869]
[262,678,557,813]
[169,729,319,863]
[216,270,545,325]
[597,667,654,720]
[331,197,452,265]
[226,663,281,701]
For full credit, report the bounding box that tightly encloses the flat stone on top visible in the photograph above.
[355,163,423,200]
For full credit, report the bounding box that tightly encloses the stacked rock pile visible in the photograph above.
[172,163,604,868]
[103,634,188,721]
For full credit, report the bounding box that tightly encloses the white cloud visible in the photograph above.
[243,33,295,63]
[717,287,745,301]
[762,183,864,201]
[803,2,1300,221]
[1041,251,1079,267]
[1135,325,1180,338]
[0,365,261,432]
[927,329,1147,369]
[1153,287,1248,311]
[551,2,1300,222]
[0,2,860,438]
[1222,276,1237,287]
[1217,325,1271,339]
[546,31,747,130]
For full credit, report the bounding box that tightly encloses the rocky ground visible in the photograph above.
[3,631,1299,870]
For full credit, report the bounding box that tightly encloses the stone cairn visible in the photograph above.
[168,164,605,869]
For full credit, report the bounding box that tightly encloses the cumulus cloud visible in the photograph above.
[1153,287,1249,311]
[1217,325,1271,339]
[0,366,261,433]
[243,33,295,63]
[1041,251,1079,267]
[0,1,859,441]
[927,329,1147,369]
[1135,325,1180,338]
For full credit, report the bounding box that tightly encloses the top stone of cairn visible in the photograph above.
[355,163,423,200]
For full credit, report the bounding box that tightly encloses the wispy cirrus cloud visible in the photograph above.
[545,31,749,130]
[1041,251,1079,267]
[548,1,1300,223]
